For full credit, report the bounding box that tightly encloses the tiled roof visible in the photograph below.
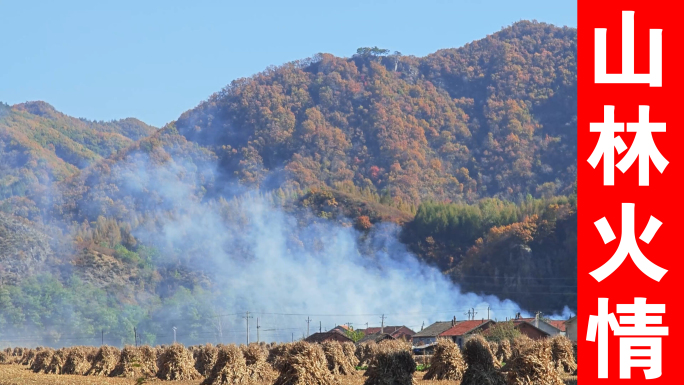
[440,320,492,336]
[304,332,353,343]
[363,326,415,337]
[412,322,455,338]
[357,333,394,344]
[516,318,567,332]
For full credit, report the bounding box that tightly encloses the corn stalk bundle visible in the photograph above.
[550,335,577,374]
[86,345,120,376]
[356,341,378,367]
[322,341,357,375]
[267,343,289,365]
[31,348,55,373]
[378,339,411,352]
[272,341,338,385]
[242,343,277,384]
[506,338,563,385]
[423,338,467,380]
[62,346,94,375]
[496,339,512,363]
[111,345,158,378]
[194,343,219,377]
[201,344,251,385]
[461,335,506,385]
[45,348,68,374]
[363,344,416,385]
[157,343,202,381]
[21,348,37,366]
[11,347,25,363]
[342,341,359,368]
[0,351,8,364]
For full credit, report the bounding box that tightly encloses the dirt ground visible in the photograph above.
[0,364,578,385]
[0,364,453,385]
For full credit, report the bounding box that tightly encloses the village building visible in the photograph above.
[361,326,415,340]
[411,321,456,346]
[510,320,551,340]
[440,319,495,347]
[512,314,566,336]
[356,332,394,345]
[565,316,577,342]
[304,331,354,344]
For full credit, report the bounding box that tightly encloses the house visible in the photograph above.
[510,320,551,340]
[356,332,394,345]
[331,325,351,334]
[565,316,578,342]
[362,326,415,340]
[412,319,494,347]
[304,331,353,344]
[441,319,495,347]
[513,314,564,336]
[411,321,456,346]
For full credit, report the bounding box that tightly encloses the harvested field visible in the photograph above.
[0,362,579,385]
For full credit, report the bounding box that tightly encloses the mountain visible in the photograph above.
[0,21,577,346]
[0,101,156,204]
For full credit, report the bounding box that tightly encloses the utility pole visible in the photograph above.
[172,327,177,343]
[487,306,490,320]
[319,321,322,333]
[291,333,294,342]
[380,314,386,334]
[464,309,471,321]
[101,329,104,346]
[244,311,253,344]
[305,317,312,337]
[472,308,478,320]
[256,318,261,343]
[134,327,137,347]
[345,322,353,330]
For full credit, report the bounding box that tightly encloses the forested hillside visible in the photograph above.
[0,21,577,346]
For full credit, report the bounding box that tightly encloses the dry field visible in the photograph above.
[0,336,577,385]
[0,365,458,385]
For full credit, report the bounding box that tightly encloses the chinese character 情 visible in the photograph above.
[587,297,667,379]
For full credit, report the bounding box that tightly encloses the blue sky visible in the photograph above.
[0,0,576,127]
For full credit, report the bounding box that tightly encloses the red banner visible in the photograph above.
[579,1,682,382]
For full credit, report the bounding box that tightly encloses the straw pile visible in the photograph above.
[363,344,416,385]
[31,348,55,373]
[62,346,96,375]
[110,345,158,378]
[201,344,250,385]
[505,338,563,385]
[157,343,202,381]
[86,345,121,376]
[378,339,411,352]
[423,338,467,380]
[550,335,576,374]
[342,342,359,368]
[242,343,277,384]
[0,351,8,364]
[322,341,357,375]
[495,339,512,363]
[11,347,26,363]
[461,335,505,385]
[46,348,68,374]
[21,348,37,366]
[194,343,219,377]
[271,341,338,385]
[356,342,378,367]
